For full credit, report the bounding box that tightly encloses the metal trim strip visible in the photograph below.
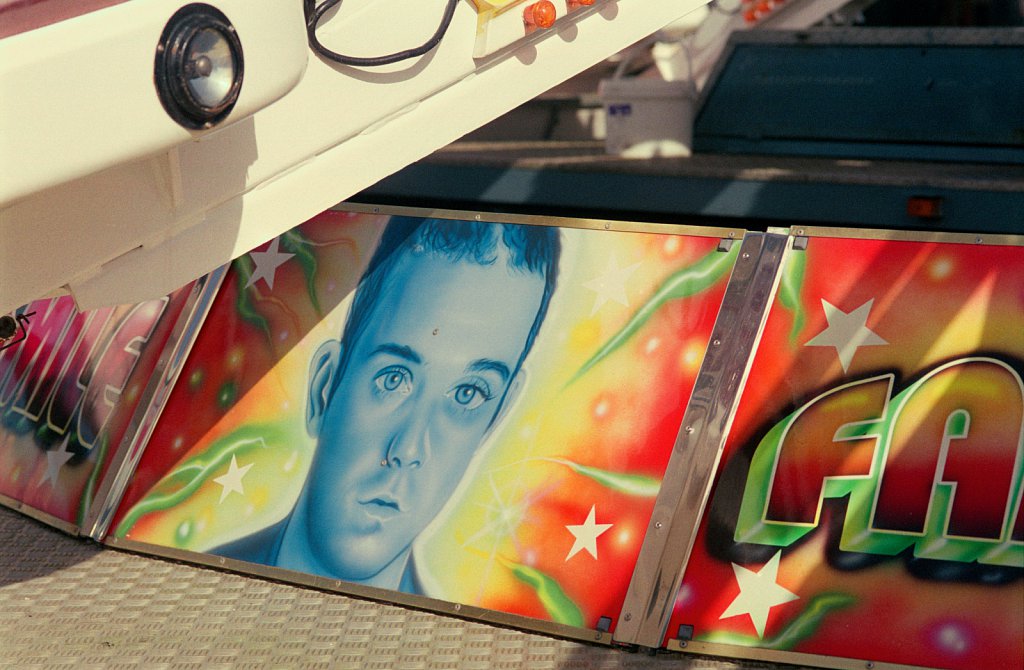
[84,265,229,539]
[612,231,790,648]
[791,225,1024,247]
[336,202,745,241]
[0,491,80,537]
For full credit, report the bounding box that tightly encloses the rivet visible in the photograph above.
[684,426,694,434]
[655,521,663,529]
[603,223,611,230]
[712,339,721,346]
[741,252,750,259]
[624,613,632,621]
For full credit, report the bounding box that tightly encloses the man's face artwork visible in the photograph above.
[304,243,547,582]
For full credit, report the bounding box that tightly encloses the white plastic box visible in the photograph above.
[598,77,696,158]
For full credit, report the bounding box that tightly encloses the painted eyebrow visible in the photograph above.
[466,359,510,383]
[370,343,422,365]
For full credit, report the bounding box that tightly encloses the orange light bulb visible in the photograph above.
[524,0,557,28]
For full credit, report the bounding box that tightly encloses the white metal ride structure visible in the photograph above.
[0,0,857,315]
[0,0,708,314]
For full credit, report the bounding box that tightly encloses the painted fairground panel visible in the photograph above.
[110,206,740,633]
[664,232,1023,670]
[0,286,197,531]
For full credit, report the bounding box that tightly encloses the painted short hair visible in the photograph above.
[333,216,561,396]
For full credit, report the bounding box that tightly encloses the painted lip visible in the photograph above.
[358,494,402,519]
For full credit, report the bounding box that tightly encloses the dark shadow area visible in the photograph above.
[0,505,102,587]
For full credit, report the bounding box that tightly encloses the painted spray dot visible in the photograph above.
[176,519,193,546]
[188,368,205,391]
[933,621,972,655]
[217,380,238,409]
[226,346,245,371]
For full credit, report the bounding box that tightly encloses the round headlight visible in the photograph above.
[155,4,243,130]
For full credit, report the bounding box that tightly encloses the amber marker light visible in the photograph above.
[907,195,944,220]
[524,0,557,29]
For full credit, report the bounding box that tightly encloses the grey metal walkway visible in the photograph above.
[0,506,791,669]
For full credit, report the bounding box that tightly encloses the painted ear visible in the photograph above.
[307,339,342,438]
[487,368,527,434]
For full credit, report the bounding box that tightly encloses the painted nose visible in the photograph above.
[385,415,431,469]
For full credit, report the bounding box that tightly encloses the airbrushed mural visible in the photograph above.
[111,208,740,632]
[0,286,198,530]
[665,234,1023,670]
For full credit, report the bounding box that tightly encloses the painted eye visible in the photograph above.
[374,366,412,395]
[448,382,491,410]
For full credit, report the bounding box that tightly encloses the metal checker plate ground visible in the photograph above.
[0,506,792,669]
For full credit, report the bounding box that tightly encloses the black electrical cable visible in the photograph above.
[305,0,460,67]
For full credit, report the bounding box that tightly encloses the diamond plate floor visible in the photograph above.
[0,506,795,669]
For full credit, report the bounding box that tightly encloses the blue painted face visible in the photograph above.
[303,245,546,583]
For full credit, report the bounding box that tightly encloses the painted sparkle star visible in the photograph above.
[39,434,74,488]
[245,237,294,291]
[565,505,612,560]
[583,254,642,316]
[213,455,253,503]
[720,550,799,638]
[804,298,888,373]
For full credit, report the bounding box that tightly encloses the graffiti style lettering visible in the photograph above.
[736,357,1023,568]
[78,300,166,448]
[46,307,116,435]
[0,299,76,407]
[0,297,167,450]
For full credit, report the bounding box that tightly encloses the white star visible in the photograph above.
[583,254,642,316]
[565,505,613,560]
[39,434,75,488]
[720,550,799,638]
[245,237,294,291]
[804,298,888,373]
[213,455,253,503]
